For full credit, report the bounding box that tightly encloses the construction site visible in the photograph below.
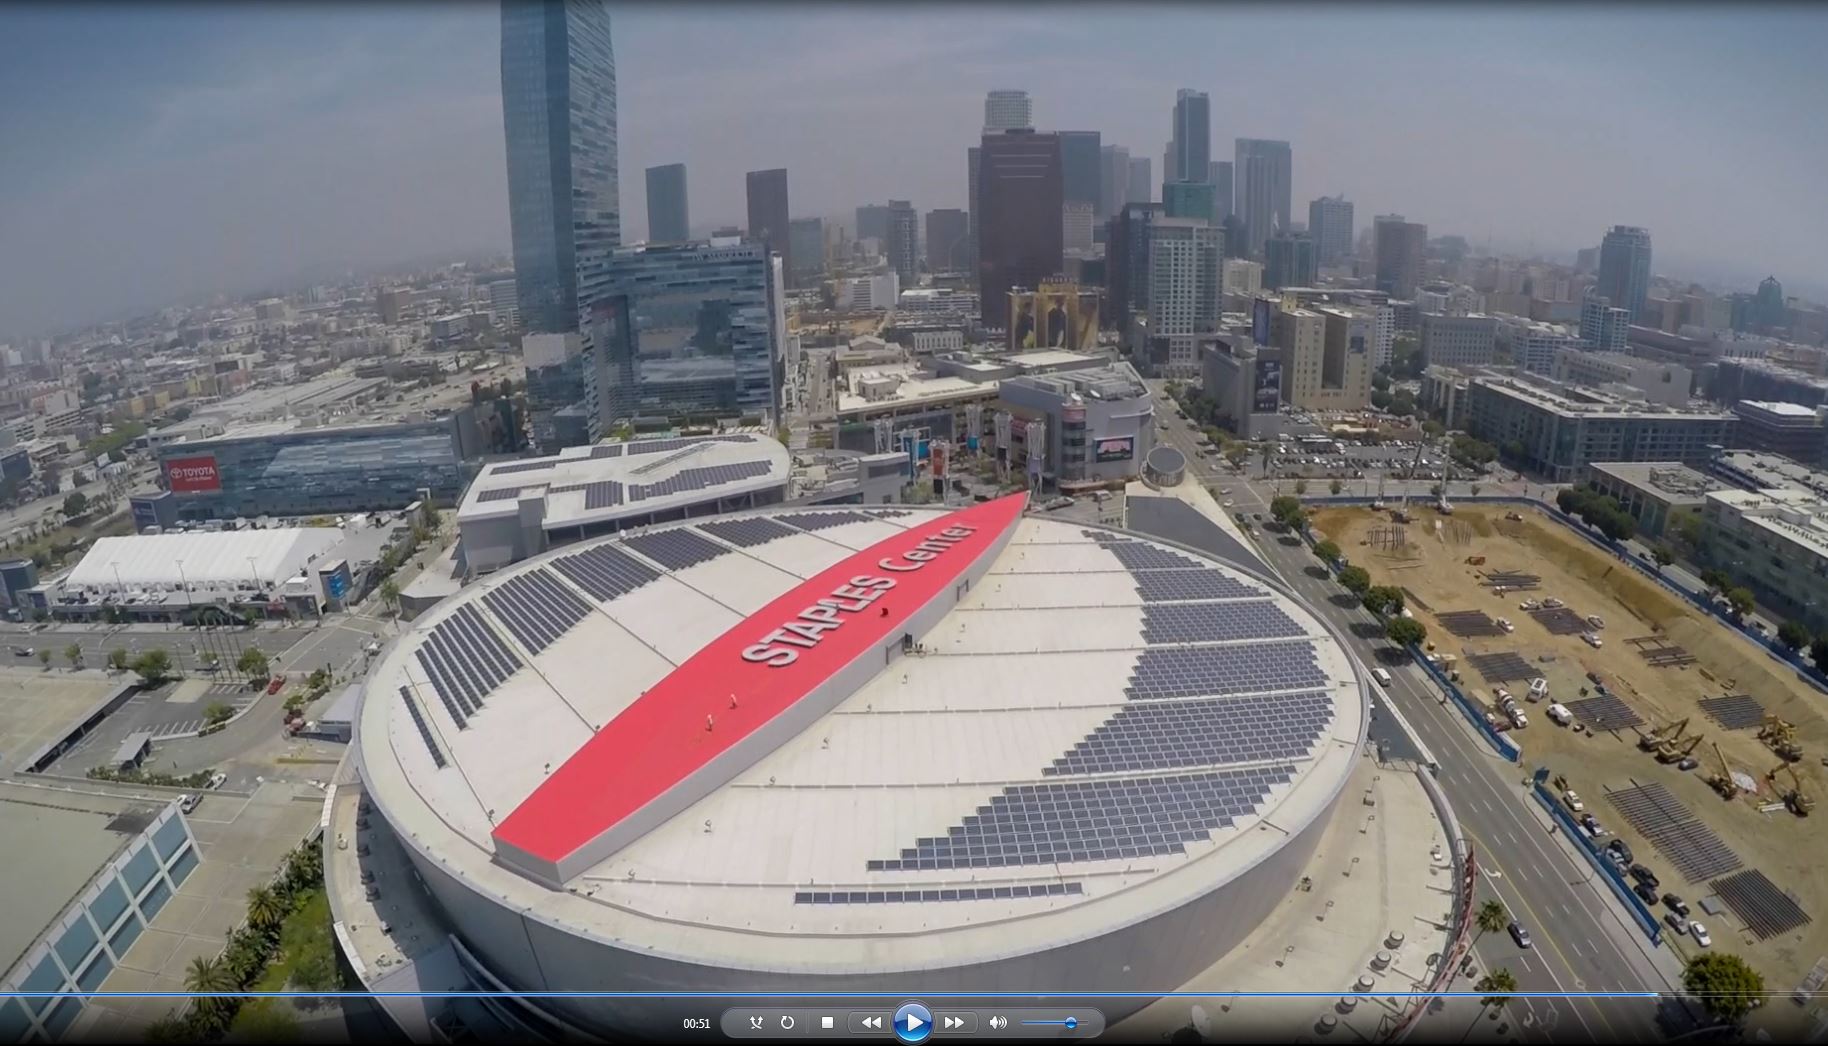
[1310,502,1828,997]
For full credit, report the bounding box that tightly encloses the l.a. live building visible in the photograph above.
[351,495,1367,1036]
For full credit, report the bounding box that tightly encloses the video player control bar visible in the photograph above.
[719,1006,1105,1039]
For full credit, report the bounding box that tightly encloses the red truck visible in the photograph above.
[266,674,286,695]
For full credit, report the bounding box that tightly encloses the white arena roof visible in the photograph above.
[358,496,1366,974]
[65,528,343,593]
[456,434,791,532]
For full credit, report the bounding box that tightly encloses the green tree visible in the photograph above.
[1700,568,1731,595]
[236,646,270,681]
[205,701,234,726]
[1312,540,1342,566]
[1475,967,1519,1012]
[1224,444,1249,468]
[1672,512,1704,547]
[107,648,130,672]
[1726,587,1755,620]
[62,491,88,518]
[379,578,402,616]
[1475,898,1509,940]
[36,648,50,669]
[1777,620,1810,652]
[247,886,286,934]
[1365,585,1405,615]
[132,649,173,685]
[1421,419,1446,438]
[1682,952,1764,1023]
[64,643,82,670]
[1329,478,1343,495]
[1294,479,1308,496]
[1269,495,1302,525]
[1371,372,1392,393]
[1652,545,1674,570]
[1362,588,1394,615]
[183,955,238,1020]
[1337,565,1372,595]
[1386,616,1427,646]
[1370,389,1393,411]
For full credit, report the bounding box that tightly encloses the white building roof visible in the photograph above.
[358,507,1366,974]
[66,528,343,593]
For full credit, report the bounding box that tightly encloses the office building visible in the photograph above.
[788,217,825,288]
[855,203,892,243]
[925,208,969,273]
[1730,400,1828,465]
[1200,332,1283,439]
[1373,215,1426,299]
[1463,374,1736,482]
[978,130,1064,329]
[501,0,619,444]
[1263,233,1317,290]
[1137,218,1220,380]
[1170,90,1211,184]
[745,168,791,276]
[1162,181,1216,223]
[834,272,900,311]
[1308,196,1353,266]
[1579,292,1632,353]
[1127,156,1152,204]
[1294,307,1374,411]
[525,331,608,450]
[1208,161,1233,223]
[607,240,777,420]
[1062,201,1096,254]
[1419,313,1498,368]
[885,200,919,287]
[1497,318,1583,375]
[1221,259,1263,308]
[1060,131,1102,210]
[1420,365,1473,430]
[1695,487,1828,635]
[1584,462,1723,540]
[1104,202,1160,332]
[1552,349,1693,407]
[487,278,519,329]
[155,419,474,519]
[644,163,689,243]
[983,89,1032,132]
[1098,145,1131,219]
[999,362,1155,486]
[1271,307,1328,409]
[1234,138,1292,258]
[1710,357,1828,409]
[1596,225,1653,323]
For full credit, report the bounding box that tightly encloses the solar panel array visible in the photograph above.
[491,459,559,476]
[399,687,446,768]
[1134,570,1263,603]
[779,510,873,531]
[1046,694,1333,776]
[1698,694,1766,730]
[1438,611,1506,638]
[1102,540,1200,572]
[622,528,729,571]
[870,767,1295,870]
[482,569,593,654]
[626,434,754,455]
[866,509,913,518]
[1140,601,1306,644]
[476,486,531,503]
[1465,652,1538,682]
[551,544,661,602]
[1710,869,1811,940]
[1126,643,1327,700]
[631,460,773,501]
[698,516,797,548]
[1529,607,1588,635]
[1564,693,1644,731]
[589,444,624,458]
[415,605,522,726]
[582,480,625,510]
[1606,782,1742,882]
[797,882,1083,905]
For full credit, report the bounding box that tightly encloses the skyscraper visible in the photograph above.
[1171,90,1211,188]
[607,241,776,418]
[1126,156,1153,204]
[886,200,919,286]
[1263,233,1317,290]
[1105,202,1160,331]
[501,0,619,447]
[1099,145,1130,220]
[1596,225,1653,323]
[1208,161,1233,223]
[1145,217,1222,379]
[978,130,1063,328]
[1307,195,1353,266]
[1373,214,1427,299]
[745,169,791,276]
[644,163,689,243]
[1234,138,1292,258]
[788,217,824,288]
[855,203,892,243]
[925,208,969,273]
[983,90,1033,132]
[1060,131,1102,210]
[1579,291,1631,352]
[1162,182,1215,224]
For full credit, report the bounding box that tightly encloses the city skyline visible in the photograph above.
[3,4,1827,335]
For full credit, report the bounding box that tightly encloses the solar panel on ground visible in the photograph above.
[1564,694,1644,731]
[870,765,1297,870]
[1529,607,1587,635]
[551,544,661,602]
[1698,694,1766,731]
[621,528,729,571]
[698,517,796,548]
[1438,611,1506,638]
[1125,642,1327,700]
[1465,652,1537,682]
[1046,693,1333,776]
[1606,782,1743,882]
[1710,869,1811,940]
[1482,571,1540,590]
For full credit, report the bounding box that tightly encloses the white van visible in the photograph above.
[1547,703,1573,725]
[1371,667,1394,687]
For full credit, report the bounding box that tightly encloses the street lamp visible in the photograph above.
[111,562,125,598]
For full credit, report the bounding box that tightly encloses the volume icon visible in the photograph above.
[988,1015,1008,1030]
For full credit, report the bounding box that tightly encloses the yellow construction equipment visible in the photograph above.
[1768,763,1815,816]
[1707,741,1739,800]
[1657,735,1702,764]
[1639,717,1690,752]
[1759,715,1804,762]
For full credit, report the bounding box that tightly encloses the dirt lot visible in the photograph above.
[1313,503,1828,993]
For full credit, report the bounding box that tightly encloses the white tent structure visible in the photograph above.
[65,529,343,598]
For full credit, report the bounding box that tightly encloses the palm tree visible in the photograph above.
[1469,967,1519,1034]
[1475,898,1508,942]
[246,886,285,934]
[185,954,238,1002]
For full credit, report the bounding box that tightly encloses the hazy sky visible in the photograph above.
[3,3,1826,337]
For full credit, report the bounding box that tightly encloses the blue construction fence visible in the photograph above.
[1293,519,1520,762]
[1530,768,1664,945]
[1299,494,1828,698]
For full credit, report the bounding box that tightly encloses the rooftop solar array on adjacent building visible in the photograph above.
[625,434,756,455]
[797,882,1083,905]
[399,686,446,768]
[491,459,559,476]
[1126,643,1327,700]
[621,528,729,571]
[779,510,874,531]
[1698,694,1766,731]
[1606,782,1742,882]
[551,544,661,602]
[482,569,593,655]
[589,444,624,458]
[631,461,773,501]
[477,486,531,503]
[1710,869,1811,940]
[1046,693,1333,777]
[1140,602,1306,644]
[697,517,797,548]
[871,766,1296,871]
[582,480,625,510]
[415,605,522,725]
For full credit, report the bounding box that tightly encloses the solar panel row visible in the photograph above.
[1140,601,1306,644]
[482,569,593,654]
[490,459,559,475]
[589,444,625,458]
[582,480,625,511]
[698,516,797,548]
[1126,643,1327,700]
[1048,693,1333,776]
[551,544,661,602]
[796,882,1083,904]
[625,434,755,455]
[399,686,446,768]
[630,460,773,501]
[1134,570,1263,603]
[476,486,530,503]
[415,605,522,725]
[621,528,729,571]
[778,510,872,531]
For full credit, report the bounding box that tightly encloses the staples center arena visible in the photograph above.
[356,493,1368,1031]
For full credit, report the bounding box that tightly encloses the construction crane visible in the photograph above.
[1392,443,1426,524]
[1707,741,1739,800]
[1372,473,1386,512]
[1437,455,1455,515]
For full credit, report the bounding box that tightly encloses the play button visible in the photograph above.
[894,1001,932,1044]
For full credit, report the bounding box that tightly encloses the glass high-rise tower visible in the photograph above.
[501,0,619,448]
[1597,225,1653,324]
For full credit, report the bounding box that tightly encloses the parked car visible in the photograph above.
[10,646,31,657]
[1689,922,1712,947]
[1665,912,1687,933]
[1633,880,1659,904]
[1607,838,1633,863]
[1562,790,1584,812]
[1663,894,1690,917]
[206,771,228,790]
[178,794,200,814]
[1676,756,1700,771]
[1629,864,1661,889]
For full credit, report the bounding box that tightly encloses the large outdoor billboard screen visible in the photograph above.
[165,455,222,494]
[1253,359,1282,414]
[1252,298,1272,346]
[1094,436,1135,462]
